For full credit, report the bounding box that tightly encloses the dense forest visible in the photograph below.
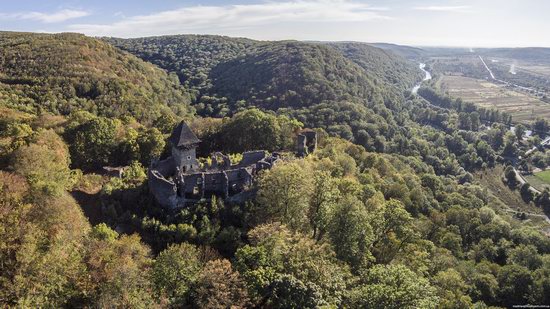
[1,32,550,308]
[0,32,194,124]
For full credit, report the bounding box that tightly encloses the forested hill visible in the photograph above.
[0,32,193,123]
[327,42,422,90]
[368,42,426,60]
[478,47,550,64]
[106,35,422,112]
[107,34,518,178]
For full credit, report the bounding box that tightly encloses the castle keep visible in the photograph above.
[148,121,316,209]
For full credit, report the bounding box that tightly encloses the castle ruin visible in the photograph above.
[148,121,316,209]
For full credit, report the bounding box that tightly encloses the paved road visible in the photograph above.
[478,55,546,96]
[479,55,495,79]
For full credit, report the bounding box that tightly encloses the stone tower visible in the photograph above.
[169,121,200,172]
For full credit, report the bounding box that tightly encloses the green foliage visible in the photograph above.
[2,33,550,308]
[329,195,374,270]
[152,243,203,305]
[345,264,439,309]
[234,223,352,306]
[497,264,534,306]
[267,274,327,309]
[83,233,157,308]
[188,259,250,308]
[220,109,302,153]
[10,129,73,197]
[90,223,119,241]
[255,162,313,231]
[67,116,118,170]
[0,32,193,123]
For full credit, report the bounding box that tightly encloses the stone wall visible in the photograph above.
[148,128,316,209]
[148,169,178,208]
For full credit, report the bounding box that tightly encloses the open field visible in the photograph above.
[437,75,550,123]
[488,57,550,76]
[525,170,550,191]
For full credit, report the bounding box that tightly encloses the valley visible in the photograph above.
[1,31,550,308]
[423,47,550,124]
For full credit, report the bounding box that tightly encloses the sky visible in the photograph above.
[0,0,549,47]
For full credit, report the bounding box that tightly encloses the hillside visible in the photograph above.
[1,31,550,308]
[328,42,422,91]
[0,32,193,123]
[107,35,429,151]
[368,42,426,60]
[107,35,422,111]
[109,35,522,179]
[479,47,550,64]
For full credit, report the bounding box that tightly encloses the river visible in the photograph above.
[412,63,432,94]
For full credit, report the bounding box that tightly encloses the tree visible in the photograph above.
[529,256,550,305]
[369,199,416,263]
[188,259,250,309]
[433,269,472,308]
[329,195,374,271]
[471,271,499,304]
[137,127,166,164]
[535,189,550,211]
[152,243,203,305]
[235,223,351,306]
[308,171,340,240]
[514,124,526,141]
[11,130,73,197]
[266,275,327,309]
[84,233,157,308]
[507,245,543,270]
[220,109,301,153]
[255,162,313,231]
[68,117,118,170]
[497,264,534,306]
[345,264,439,309]
[533,118,549,135]
[520,183,534,202]
[504,165,518,187]
[0,171,91,308]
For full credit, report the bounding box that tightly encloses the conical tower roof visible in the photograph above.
[169,121,200,147]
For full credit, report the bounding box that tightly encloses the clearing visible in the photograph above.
[525,170,550,192]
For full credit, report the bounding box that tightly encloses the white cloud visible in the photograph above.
[0,9,90,23]
[413,5,471,12]
[67,0,390,38]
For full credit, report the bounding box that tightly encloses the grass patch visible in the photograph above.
[534,170,550,183]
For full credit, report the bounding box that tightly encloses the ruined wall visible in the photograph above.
[182,173,204,200]
[238,151,266,167]
[204,172,228,198]
[148,169,178,208]
[153,157,176,178]
[296,130,317,157]
[225,167,253,194]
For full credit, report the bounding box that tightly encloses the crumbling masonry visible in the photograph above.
[148,121,317,209]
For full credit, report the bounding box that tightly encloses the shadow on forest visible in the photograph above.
[71,190,103,226]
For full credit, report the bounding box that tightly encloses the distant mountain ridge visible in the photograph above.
[367,42,426,59]
[106,35,422,113]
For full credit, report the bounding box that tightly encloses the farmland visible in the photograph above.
[436,75,550,123]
